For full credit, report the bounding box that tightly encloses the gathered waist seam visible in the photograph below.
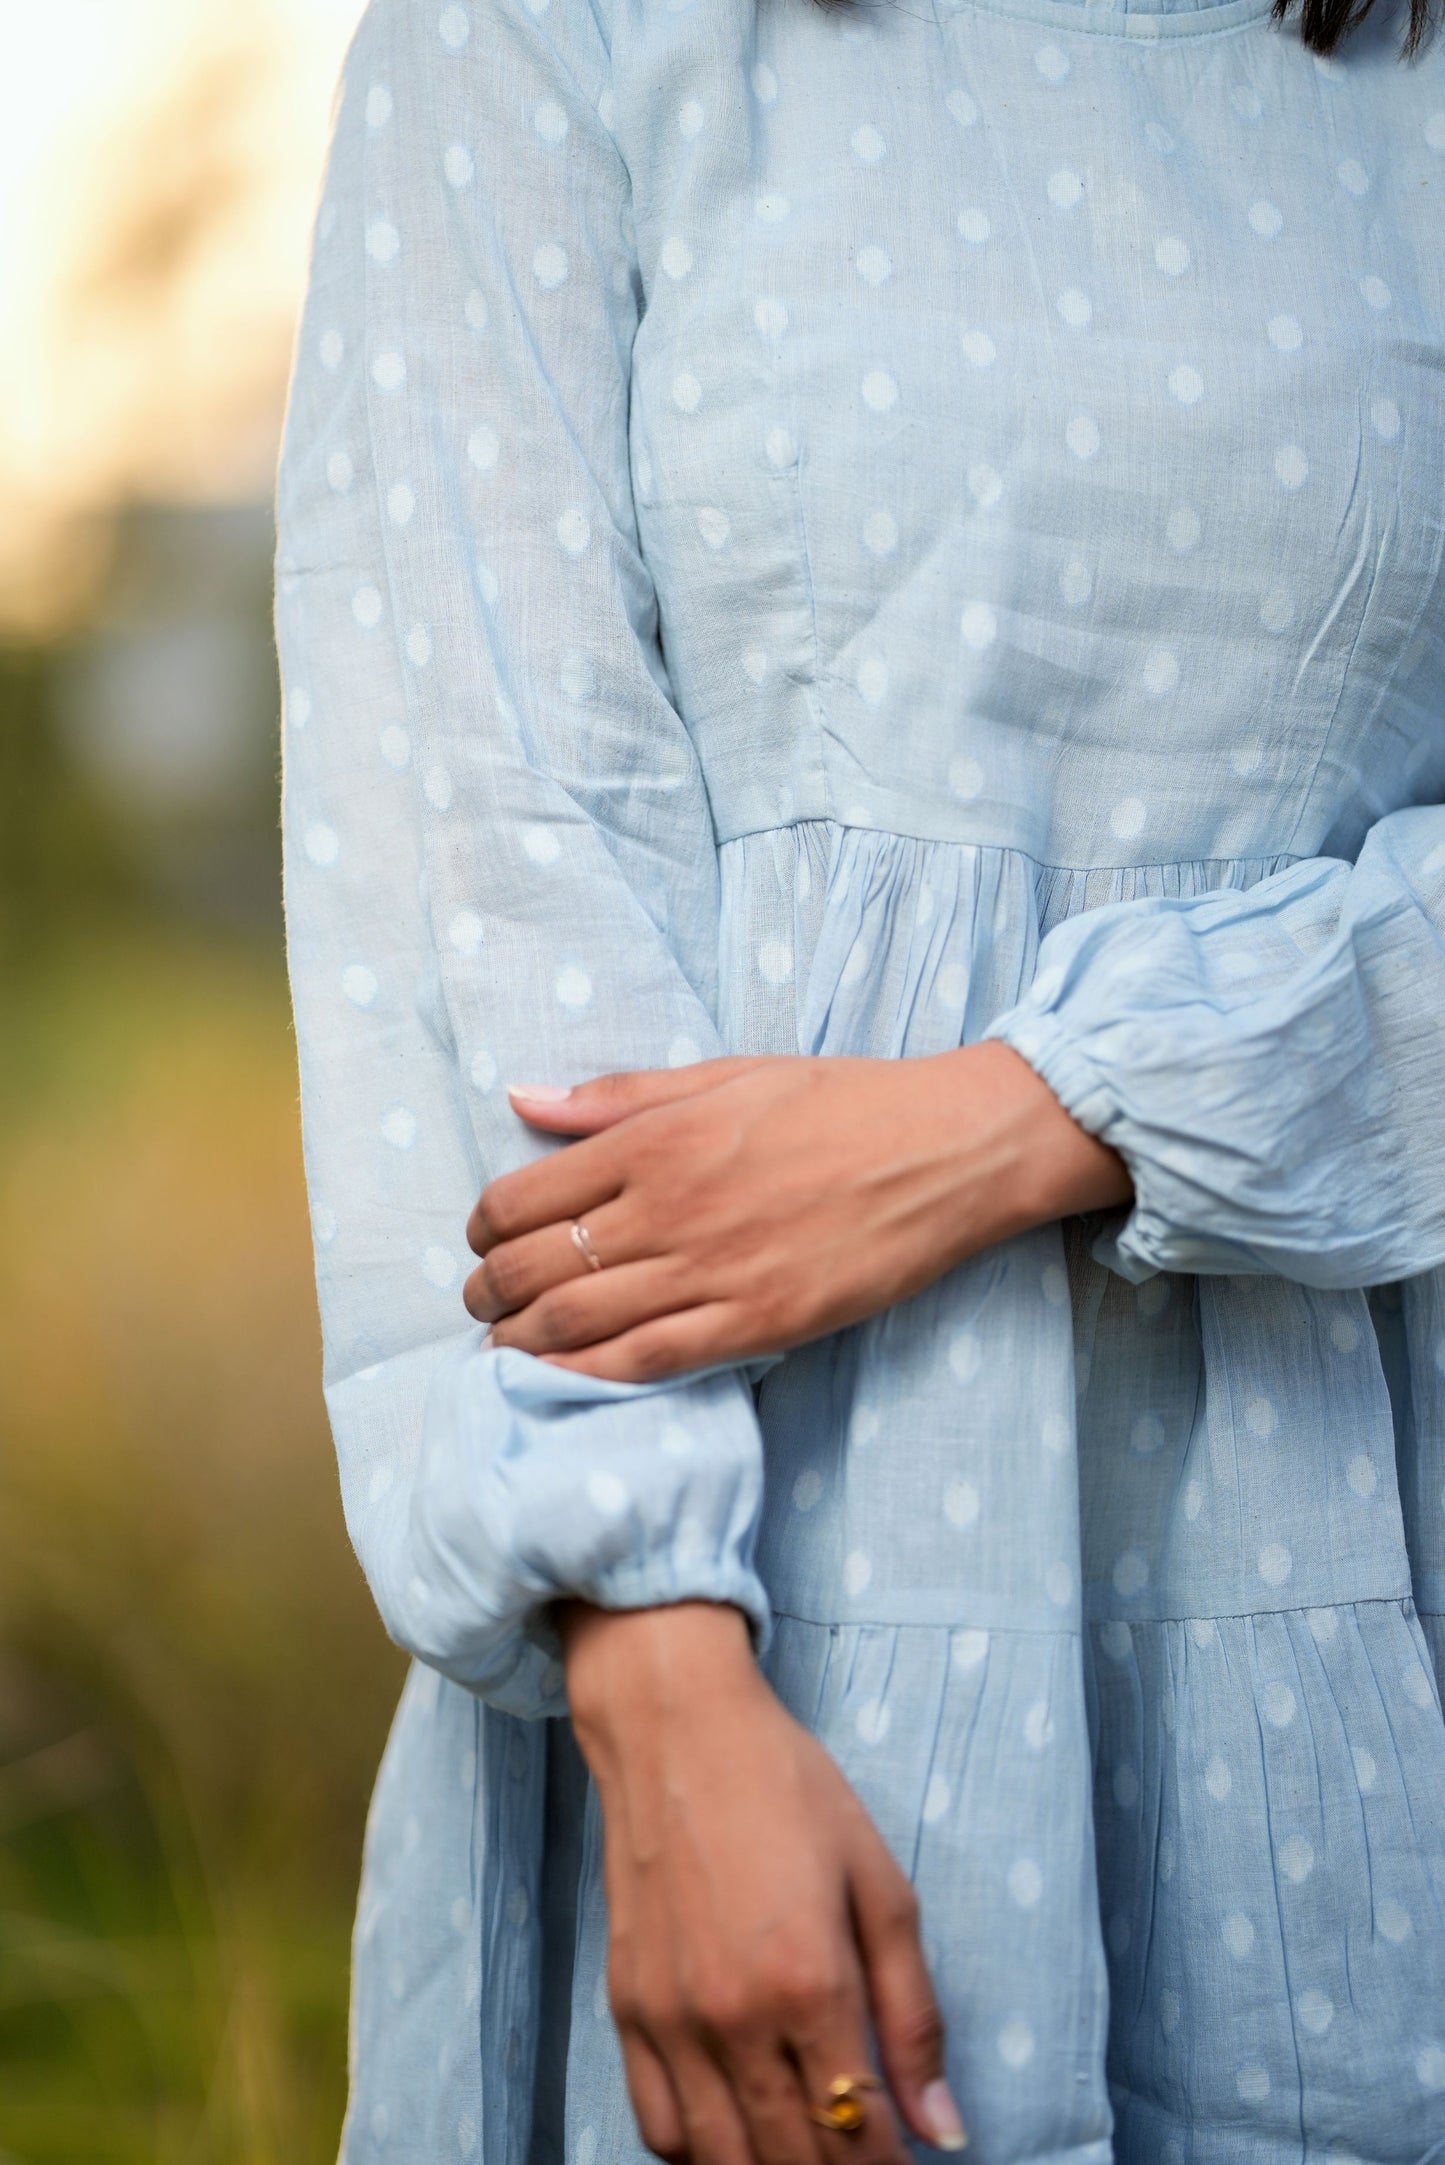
[713,810,1307,882]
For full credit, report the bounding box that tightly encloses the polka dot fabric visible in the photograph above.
[273,0,1445,2157]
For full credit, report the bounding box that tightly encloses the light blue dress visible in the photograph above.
[273,0,1445,2153]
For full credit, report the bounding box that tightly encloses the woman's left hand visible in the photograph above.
[463,1043,1131,1382]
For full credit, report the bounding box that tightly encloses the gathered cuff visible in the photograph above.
[386,1340,771,1719]
[985,1002,1266,1284]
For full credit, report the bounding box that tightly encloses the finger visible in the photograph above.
[463,1221,586,1324]
[487,1259,702,1356]
[775,1957,909,2156]
[462,1200,639,1322]
[466,1132,624,1254]
[532,1302,752,1383]
[619,2028,689,2164]
[658,2042,757,2165]
[506,1057,773,1136]
[847,1845,965,2154]
[709,2039,833,2165]
[794,2066,909,2165]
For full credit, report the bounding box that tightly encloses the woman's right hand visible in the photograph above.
[560,1600,968,2163]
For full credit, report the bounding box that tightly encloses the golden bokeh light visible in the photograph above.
[0,0,363,632]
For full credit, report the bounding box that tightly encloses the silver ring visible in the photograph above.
[571,1221,603,1272]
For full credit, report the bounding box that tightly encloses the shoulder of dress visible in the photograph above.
[349,0,615,114]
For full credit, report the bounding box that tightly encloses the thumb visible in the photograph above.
[849,1841,967,2152]
[506,1056,768,1133]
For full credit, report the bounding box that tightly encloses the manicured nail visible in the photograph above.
[507,1082,571,1102]
[921,2080,968,2151]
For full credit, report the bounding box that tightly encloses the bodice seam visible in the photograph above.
[784,431,836,827]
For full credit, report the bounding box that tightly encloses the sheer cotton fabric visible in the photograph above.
[273,0,1445,2157]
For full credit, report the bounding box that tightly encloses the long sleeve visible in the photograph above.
[986,805,1445,1288]
[275,0,769,1716]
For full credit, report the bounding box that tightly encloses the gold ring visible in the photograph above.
[806,2072,881,2132]
[570,1221,603,1272]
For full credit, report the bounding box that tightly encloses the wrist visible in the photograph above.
[936,1040,1132,1233]
[560,1599,759,1778]
[1006,1043,1132,1219]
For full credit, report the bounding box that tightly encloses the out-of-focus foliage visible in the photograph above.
[0,520,405,2160]
[0,8,396,2153]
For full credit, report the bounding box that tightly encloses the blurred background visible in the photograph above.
[0,3,409,2157]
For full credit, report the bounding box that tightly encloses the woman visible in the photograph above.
[274,0,1445,2152]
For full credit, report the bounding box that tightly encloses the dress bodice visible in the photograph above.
[617,0,1445,863]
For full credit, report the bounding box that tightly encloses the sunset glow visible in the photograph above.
[0,0,363,630]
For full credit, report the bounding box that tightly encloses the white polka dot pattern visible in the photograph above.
[277,0,1445,2150]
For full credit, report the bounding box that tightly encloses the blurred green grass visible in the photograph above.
[0,925,405,2163]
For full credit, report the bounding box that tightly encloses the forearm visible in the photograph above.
[557,1596,965,2154]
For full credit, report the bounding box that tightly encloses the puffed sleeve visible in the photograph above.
[985,805,1445,1288]
[274,0,769,1716]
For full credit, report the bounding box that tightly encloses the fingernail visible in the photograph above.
[921,2080,968,2151]
[507,1082,571,1102]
